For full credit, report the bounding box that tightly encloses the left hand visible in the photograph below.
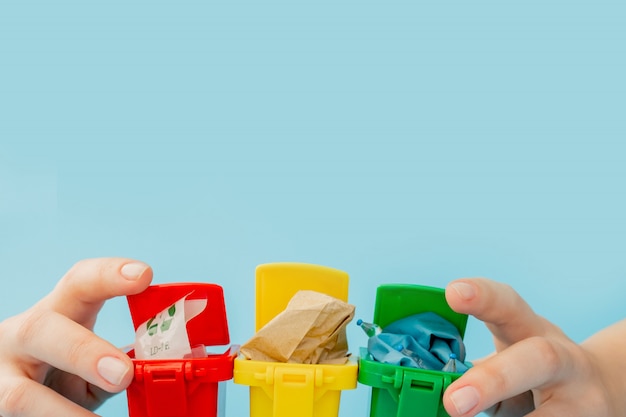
[0,258,153,416]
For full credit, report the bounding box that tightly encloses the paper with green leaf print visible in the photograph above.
[134,293,207,360]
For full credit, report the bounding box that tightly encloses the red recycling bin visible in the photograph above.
[126,283,238,417]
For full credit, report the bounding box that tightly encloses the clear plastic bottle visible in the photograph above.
[394,344,427,369]
[356,319,382,337]
[441,353,458,372]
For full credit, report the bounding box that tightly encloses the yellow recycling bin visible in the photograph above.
[234,262,358,417]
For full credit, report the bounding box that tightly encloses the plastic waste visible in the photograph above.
[393,344,428,369]
[441,353,457,372]
[356,319,382,337]
[184,344,208,359]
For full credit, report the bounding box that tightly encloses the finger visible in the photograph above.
[8,309,133,393]
[523,396,607,417]
[443,336,574,417]
[523,403,573,417]
[0,375,98,417]
[40,258,153,327]
[445,278,552,347]
[46,369,115,410]
[484,392,534,417]
[466,351,496,367]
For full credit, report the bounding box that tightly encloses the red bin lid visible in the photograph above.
[126,283,230,347]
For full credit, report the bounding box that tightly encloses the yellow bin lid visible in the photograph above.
[255,262,349,331]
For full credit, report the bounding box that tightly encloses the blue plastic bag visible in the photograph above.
[367,312,469,372]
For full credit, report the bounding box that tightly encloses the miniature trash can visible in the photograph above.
[126,283,238,417]
[233,263,358,417]
[358,284,469,417]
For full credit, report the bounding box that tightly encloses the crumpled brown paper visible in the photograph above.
[240,290,355,364]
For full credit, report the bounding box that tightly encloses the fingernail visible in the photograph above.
[450,385,480,415]
[451,282,476,301]
[121,262,148,281]
[97,356,130,386]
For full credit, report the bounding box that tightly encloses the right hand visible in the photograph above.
[442,277,624,417]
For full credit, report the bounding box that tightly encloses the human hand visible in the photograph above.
[0,258,153,417]
[442,278,622,417]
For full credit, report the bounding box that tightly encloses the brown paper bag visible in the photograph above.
[240,290,355,364]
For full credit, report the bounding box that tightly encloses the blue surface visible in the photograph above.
[1,1,625,416]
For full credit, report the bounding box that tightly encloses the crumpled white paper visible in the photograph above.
[134,293,207,360]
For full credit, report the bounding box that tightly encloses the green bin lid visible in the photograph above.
[373,284,468,338]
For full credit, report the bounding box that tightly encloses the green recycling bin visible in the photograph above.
[357,284,469,417]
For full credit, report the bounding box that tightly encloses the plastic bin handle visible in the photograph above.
[397,372,443,417]
[273,367,316,417]
[142,363,188,417]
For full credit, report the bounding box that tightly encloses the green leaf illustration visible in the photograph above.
[161,318,173,332]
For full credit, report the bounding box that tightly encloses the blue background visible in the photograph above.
[1,0,625,416]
